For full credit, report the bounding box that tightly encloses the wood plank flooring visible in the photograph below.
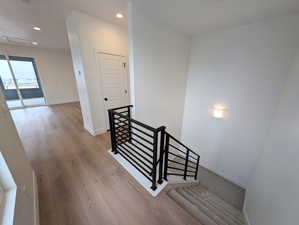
[10,103,202,225]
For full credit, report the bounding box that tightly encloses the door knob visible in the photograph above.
[104,98,108,101]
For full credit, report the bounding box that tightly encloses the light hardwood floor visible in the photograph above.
[11,103,201,225]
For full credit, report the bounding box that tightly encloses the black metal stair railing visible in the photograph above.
[108,105,165,190]
[108,105,200,191]
[163,132,200,181]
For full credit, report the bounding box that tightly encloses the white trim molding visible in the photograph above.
[243,194,252,225]
[93,128,107,136]
[109,149,167,197]
[0,152,17,225]
[84,125,106,136]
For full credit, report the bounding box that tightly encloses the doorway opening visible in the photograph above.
[0,55,46,109]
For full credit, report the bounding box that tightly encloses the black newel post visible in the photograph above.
[183,149,190,180]
[158,126,166,184]
[195,155,200,180]
[108,109,118,154]
[163,134,169,181]
[127,106,132,143]
[151,130,158,191]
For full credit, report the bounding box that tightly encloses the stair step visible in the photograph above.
[190,186,244,218]
[168,185,247,225]
[168,189,219,225]
[182,187,245,225]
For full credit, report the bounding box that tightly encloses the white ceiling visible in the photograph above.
[0,0,128,50]
[1,0,299,50]
[134,0,299,35]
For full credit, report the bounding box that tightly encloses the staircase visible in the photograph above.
[108,105,247,225]
[108,105,200,191]
[168,184,247,225]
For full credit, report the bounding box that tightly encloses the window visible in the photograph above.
[0,56,16,90]
[9,60,39,89]
[9,56,41,89]
[0,55,45,108]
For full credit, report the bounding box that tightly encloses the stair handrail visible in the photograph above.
[108,105,200,191]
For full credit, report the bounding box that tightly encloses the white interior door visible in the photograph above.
[97,52,129,129]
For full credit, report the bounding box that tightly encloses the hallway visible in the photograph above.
[10,103,201,225]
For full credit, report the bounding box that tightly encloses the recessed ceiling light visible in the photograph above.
[33,26,41,31]
[32,41,38,45]
[116,13,124,19]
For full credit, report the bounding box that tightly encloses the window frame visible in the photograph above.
[8,56,43,91]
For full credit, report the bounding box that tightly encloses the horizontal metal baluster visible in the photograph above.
[131,131,154,145]
[121,142,153,165]
[130,137,153,152]
[127,142,153,158]
[117,145,153,170]
[117,146,152,174]
[132,126,154,138]
[168,166,196,173]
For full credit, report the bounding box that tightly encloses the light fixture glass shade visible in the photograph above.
[116,13,124,18]
[213,104,226,119]
[33,26,41,31]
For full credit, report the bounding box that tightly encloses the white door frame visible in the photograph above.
[94,49,130,130]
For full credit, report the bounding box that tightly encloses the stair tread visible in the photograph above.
[169,189,219,225]
[181,187,245,224]
[178,189,245,225]
[186,186,244,217]
[168,185,247,225]
[189,186,244,218]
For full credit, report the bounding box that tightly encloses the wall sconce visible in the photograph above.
[213,104,226,119]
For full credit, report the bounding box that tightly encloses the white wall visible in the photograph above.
[66,11,129,135]
[0,90,36,225]
[181,14,299,188]
[244,31,299,225]
[0,44,79,105]
[0,183,4,221]
[129,3,191,137]
[66,17,94,135]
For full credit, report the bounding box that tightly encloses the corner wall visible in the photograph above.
[181,14,299,188]
[66,11,129,135]
[244,35,299,225]
[0,90,36,225]
[129,3,191,137]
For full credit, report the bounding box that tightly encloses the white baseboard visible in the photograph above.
[32,170,39,225]
[84,125,95,136]
[243,193,252,225]
[109,149,167,197]
[93,128,107,136]
[47,100,79,106]
[84,125,106,136]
